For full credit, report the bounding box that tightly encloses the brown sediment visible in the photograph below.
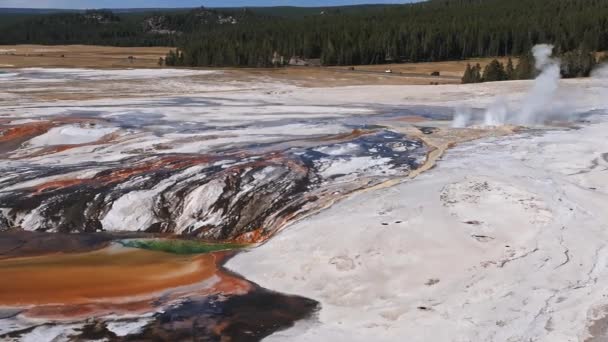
[0,121,55,154]
[22,130,121,158]
[222,153,308,175]
[398,125,517,179]
[32,154,216,193]
[0,122,54,143]
[232,228,266,244]
[31,163,153,192]
[3,247,254,321]
[157,154,216,170]
[22,268,252,321]
[318,128,369,142]
[34,178,92,193]
[0,117,111,156]
[584,305,608,342]
[0,246,229,307]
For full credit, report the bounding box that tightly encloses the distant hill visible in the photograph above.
[219,4,402,18]
[0,8,191,14]
[0,8,80,14]
[0,4,401,16]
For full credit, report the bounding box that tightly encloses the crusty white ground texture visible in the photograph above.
[227,78,608,341]
[2,67,608,341]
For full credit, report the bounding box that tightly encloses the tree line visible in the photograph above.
[167,0,608,67]
[462,48,605,84]
[1,0,608,68]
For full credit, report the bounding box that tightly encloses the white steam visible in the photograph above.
[453,44,566,127]
[591,63,608,79]
[452,105,472,128]
[532,44,555,70]
[514,44,561,125]
[590,62,608,110]
[484,97,509,126]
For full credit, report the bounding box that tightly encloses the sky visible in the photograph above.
[0,0,417,9]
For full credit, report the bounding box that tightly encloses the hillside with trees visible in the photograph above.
[166,0,608,67]
[1,0,608,70]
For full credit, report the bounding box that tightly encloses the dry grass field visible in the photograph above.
[0,45,173,68]
[223,56,516,87]
[332,57,517,77]
[0,44,514,86]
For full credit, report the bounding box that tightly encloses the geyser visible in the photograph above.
[513,44,561,125]
[452,44,572,127]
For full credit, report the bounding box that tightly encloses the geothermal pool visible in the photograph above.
[0,232,317,340]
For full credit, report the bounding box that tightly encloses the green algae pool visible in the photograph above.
[119,239,245,255]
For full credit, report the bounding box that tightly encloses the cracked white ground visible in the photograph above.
[228,82,608,341]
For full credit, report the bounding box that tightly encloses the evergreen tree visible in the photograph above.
[165,50,177,66]
[1,0,608,68]
[461,63,474,84]
[515,54,535,80]
[560,48,597,78]
[473,64,483,83]
[482,59,507,82]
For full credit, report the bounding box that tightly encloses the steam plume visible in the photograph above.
[513,44,561,125]
[452,105,472,128]
[452,44,566,127]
